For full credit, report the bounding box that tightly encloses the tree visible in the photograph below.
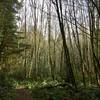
[0,0,21,69]
[52,0,77,89]
[87,0,100,85]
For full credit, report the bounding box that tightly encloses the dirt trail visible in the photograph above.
[15,87,33,100]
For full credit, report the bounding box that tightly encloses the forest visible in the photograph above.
[0,0,100,100]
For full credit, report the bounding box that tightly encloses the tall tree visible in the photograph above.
[52,0,77,89]
[0,0,21,69]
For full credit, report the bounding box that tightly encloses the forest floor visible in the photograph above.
[15,86,33,100]
[14,81,100,100]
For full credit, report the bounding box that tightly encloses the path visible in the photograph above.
[15,86,33,100]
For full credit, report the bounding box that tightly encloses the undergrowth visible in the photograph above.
[18,80,100,100]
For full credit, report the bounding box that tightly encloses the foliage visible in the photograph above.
[0,71,15,100]
[0,0,22,99]
[0,0,22,60]
[31,83,100,100]
[19,80,100,100]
